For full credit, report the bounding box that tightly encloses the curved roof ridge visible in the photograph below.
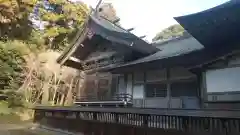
[174,1,236,19]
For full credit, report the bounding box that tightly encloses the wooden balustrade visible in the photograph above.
[33,106,240,135]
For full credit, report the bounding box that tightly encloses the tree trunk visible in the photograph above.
[41,76,52,105]
[60,93,65,106]
[52,74,62,105]
[65,78,74,106]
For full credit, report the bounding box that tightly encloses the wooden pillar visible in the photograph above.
[195,70,204,108]
[200,70,207,108]
[108,73,112,98]
[142,71,146,108]
[166,68,171,108]
[76,72,84,100]
[111,74,119,97]
[95,73,99,100]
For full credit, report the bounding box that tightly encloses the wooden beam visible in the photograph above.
[188,50,240,70]
[113,18,120,24]
[69,56,81,63]
[127,28,134,32]
[139,35,146,39]
[34,106,240,118]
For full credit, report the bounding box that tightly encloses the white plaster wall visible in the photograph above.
[118,76,126,94]
[208,93,240,101]
[126,74,133,95]
[144,98,168,108]
[133,84,144,99]
[170,98,183,108]
[132,72,144,99]
[206,67,240,92]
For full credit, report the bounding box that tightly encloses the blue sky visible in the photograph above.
[79,0,229,41]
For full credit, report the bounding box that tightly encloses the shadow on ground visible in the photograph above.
[0,124,52,135]
[1,129,36,135]
[0,114,50,135]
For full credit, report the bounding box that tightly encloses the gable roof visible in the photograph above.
[57,13,159,67]
[87,15,159,54]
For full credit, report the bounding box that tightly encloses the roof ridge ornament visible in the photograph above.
[86,27,94,39]
[94,0,103,15]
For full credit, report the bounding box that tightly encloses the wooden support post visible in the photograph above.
[166,68,171,108]
[196,71,204,108]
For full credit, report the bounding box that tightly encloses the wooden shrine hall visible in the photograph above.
[34,1,240,135]
[56,0,240,109]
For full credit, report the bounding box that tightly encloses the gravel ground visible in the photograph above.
[0,124,81,135]
[0,124,31,135]
[0,124,51,135]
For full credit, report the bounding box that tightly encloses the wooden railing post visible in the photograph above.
[182,116,189,132]
[142,114,148,135]
[221,118,229,135]
[93,112,97,121]
[115,113,119,123]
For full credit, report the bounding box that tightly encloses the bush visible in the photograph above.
[5,91,24,108]
[0,41,27,108]
[0,101,11,115]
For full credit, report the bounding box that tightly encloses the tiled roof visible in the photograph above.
[112,36,204,68]
[175,0,240,49]
[89,15,159,54]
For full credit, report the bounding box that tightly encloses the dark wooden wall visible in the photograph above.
[78,73,115,100]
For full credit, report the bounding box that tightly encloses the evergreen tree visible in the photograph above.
[0,0,89,107]
[152,24,185,42]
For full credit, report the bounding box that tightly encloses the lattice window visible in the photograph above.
[145,83,167,98]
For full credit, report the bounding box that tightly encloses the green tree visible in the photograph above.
[0,40,27,107]
[152,24,185,42]
[0,0,37,23]
[0,0,37,40]
[0,0,89,51]
[0,0,89,109]
[38,0,89,50]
